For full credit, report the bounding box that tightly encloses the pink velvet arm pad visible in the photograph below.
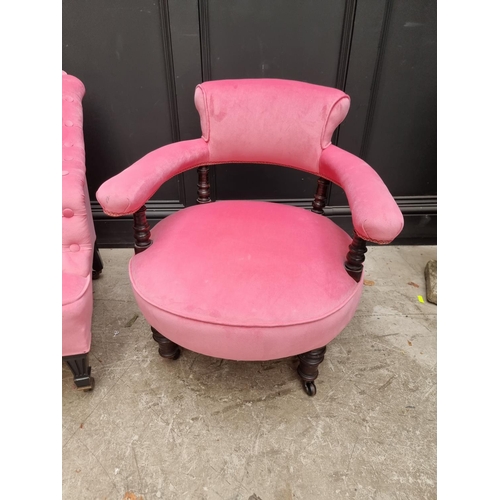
[319,145,404,244]
[96,138,209,216]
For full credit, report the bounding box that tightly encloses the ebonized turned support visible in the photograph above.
[152,327,181,360]
[133,205,152,254]
[311,177,331,215]
[197,166,211,203]
[92,244,104,280]
[297,346,327,396]
[65,353,94,391]
[344,234,368,282]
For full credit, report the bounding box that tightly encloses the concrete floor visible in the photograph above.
[62,245,437,500]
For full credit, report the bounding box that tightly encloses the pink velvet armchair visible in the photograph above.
[97,79,403,396]
[62,71,103,391]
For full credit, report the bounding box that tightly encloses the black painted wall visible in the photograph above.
[62,0,436,246]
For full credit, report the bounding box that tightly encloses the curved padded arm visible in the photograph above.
[319,145,403,244]
[96,138,209,216]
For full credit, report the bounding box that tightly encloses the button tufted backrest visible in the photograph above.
[194,79,350,174]
[62,72,86,172]
[62,71,95,277]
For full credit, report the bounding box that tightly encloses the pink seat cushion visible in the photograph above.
[129,201,363,360]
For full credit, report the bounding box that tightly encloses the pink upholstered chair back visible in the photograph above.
[194,79,350,173]
[62,72,96,278]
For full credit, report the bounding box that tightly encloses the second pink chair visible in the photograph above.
[62,71,103,391]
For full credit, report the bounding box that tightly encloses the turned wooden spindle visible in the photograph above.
[311,177,330,215]
[197,166,211,203]
[133,205,152,254]
[344,234,367,282]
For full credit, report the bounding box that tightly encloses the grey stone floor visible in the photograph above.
[62,246,437,500]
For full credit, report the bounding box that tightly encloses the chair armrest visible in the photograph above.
[319,145,403,244]
[96,138,209,216]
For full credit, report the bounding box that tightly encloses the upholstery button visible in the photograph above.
[70,244,80,252]
[62,170,69,176]
[63,142,73,147]
[63,209,74,218]
[64,156,73,161]
[65,120,73,127]
[64,96,74,102]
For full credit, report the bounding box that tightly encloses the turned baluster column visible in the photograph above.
[133,205,152,254]
[311,177,330,215]
[197,166,211,203]
[344,234,367,282]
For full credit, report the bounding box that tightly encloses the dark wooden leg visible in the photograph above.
[152,327,181,360]
[311,177,331,215]
[133,205,153,254]
[344,234,368,282]
[297,346,326,396]
[65,353,94,391]
[92,244,104,280]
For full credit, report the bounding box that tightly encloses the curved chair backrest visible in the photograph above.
[194,79,350,174]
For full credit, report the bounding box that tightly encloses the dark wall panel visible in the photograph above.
[216,164,316,201]
[364,0,436,196]
[62,0,180,202]
[205,0,345,84]
[339,0,437,197]
[203,0,347,200]
[336,0,386,156]
[168,0,203,141]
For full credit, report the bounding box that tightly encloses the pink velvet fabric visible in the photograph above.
[62,275,93,356]
[195,79,350,172]
[62,71,95,356]
[97,139,209,216]
[134,285,362,361]
[130,201,363,360]
[320,145,404,243]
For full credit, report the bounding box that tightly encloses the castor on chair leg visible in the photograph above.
[151,327,181,360]
[297,346,326,396]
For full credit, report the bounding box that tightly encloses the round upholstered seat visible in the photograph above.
[129,200,363,361]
